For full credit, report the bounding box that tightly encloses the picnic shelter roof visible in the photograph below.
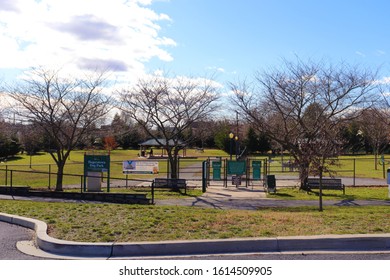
[139,138,184,147]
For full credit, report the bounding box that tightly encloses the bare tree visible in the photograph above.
[120,74,220,179]
[8,68,112,191]
[231,59,377,189]
[358,108,390,169]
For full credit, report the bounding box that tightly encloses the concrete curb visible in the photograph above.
[2,212,390,258]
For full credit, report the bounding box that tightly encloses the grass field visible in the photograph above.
[1,150,389,243]
[268,186,389,201]
[0,149,226,188]
[0,200,389,242]
[1,151,389,188]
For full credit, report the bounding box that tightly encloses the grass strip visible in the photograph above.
[1,200,389,243]
[268,186,389,201]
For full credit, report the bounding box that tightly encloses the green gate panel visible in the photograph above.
[212,161,222,180]
[252,160,262,180]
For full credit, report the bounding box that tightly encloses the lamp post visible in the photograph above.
[235,135,239,160]
[229,132,234,160]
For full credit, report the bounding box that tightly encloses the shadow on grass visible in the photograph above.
[268,193,294,198]
[0,156,24,162]
[308,190,357,200]
[257,206,319,212]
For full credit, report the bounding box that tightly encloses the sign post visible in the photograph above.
[202,160,208,193]
[387,168,390,199]
[84,154,110,192]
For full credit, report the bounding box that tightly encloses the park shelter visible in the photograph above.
[138,138,186,157]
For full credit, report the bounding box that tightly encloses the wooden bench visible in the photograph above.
[151,178,187,203]
[305,178,345,195]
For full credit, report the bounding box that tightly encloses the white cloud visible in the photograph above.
[206,66,226,73]
[0,0,175,84]
[376,50,386,56]
[376,77,390,85]
[355,51,366,57]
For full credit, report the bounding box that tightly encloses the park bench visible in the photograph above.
[151,178,187,204]
[305,178,345,195]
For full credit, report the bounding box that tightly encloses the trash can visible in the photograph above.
[266,175,276,193]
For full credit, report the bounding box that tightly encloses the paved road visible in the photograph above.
[159,252,390,260]
[0,221,45,260]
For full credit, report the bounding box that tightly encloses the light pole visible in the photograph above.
[229,132,234,160]
[235,135,239,160]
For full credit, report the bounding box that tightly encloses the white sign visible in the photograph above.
[123,160,159,174]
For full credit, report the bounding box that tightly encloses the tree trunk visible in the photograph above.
[319,168,323,212]
[298,161,310,190]
[169,151,179,179]
[55,161,65,191]
[374,149,378,170]
[166,147,179,179]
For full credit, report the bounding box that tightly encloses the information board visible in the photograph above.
[84,155,110,172]
[83,154,110,192]
[227,160,246,175]
[123,160,159,174]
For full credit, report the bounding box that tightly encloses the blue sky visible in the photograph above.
[149,0,390,83]
[1,0,390,88]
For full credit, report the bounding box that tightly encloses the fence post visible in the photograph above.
[353,158,356,187]
[48,165,51,188]
[5,165,8,186]
[177,157,180,179]
[10,170,13,188]
[202,160,207,192]
[167,158,170,179]
[224,158,227,188]
[151,183,155,204]
[267,157,271,175]
[246,157,250,188]
[207,158,210,186]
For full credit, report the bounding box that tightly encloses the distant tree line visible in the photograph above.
[2,108,389,159]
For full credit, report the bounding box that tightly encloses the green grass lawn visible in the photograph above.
[1,200,389,242]
[268,186,390,201]
[0,149,226,188]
